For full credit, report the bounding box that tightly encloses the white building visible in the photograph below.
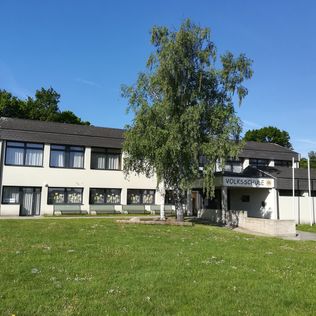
[0,117,315,224]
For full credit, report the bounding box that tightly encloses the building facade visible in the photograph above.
[0,117,315,224]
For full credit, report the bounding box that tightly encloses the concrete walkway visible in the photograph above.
[234,227,316,241]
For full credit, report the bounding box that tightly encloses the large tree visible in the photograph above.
[122,19,253,221]
[300,151,316,169]
[244,126,292,149]
[0,87,90,125]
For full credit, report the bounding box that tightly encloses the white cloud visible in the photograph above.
[75,77,101,88]
[242,120,262,130]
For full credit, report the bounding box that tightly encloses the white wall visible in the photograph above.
[279,195,315,224]
[0,142,162,215]
[229,188,277,219]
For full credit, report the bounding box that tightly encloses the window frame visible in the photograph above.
[249,158,270,168]
[5,141,44,167]
[47,187,84,205]
[90,147,122,171]
[274,160,292,167]
[89,188,122,205]
[127,189,156,205]
[49,144,85,169]
[2,186,42,204]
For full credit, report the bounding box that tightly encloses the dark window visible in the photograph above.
[5,141,43,166]
[91,148,121,170]
[48,188,83,204]
[50,145,84,168]
[224,158,243,173]
[249,159,269,168]
[127,189,155,205]
[203,189,222,209]
[165,190,175,205]
[90,188,121,204]
[2,186,20,204]
[279,190,302,197]
[274,160,292,167]
[311,191,316,197]
[241,195,250,202]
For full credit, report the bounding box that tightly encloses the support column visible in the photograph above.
[158,183,165,220]
[186,189,192,216]
[221,186,228,224]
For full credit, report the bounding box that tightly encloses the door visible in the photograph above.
[20,188,41,216]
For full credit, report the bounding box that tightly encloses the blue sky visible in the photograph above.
[0,0,316,156]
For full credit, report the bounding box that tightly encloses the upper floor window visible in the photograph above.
[224,158,243,173]
[50,145,84,169]
[5,141,43,167]
[274,160,292,167]
[91,148,121,170]
[249,159,269,168]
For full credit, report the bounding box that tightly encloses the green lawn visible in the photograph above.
[297,224,316,233]
[1,219,316,315]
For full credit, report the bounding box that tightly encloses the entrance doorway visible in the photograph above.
[20,188,41,216]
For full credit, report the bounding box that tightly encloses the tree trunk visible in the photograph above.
[175,187,184,222]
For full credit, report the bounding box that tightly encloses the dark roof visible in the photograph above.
[259,166,316,191]
[0,118,302,161]
[215,166,273,179]
[239,141,299,161]
[0,117,124,148]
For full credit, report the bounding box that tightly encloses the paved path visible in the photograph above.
[234,227,316,241]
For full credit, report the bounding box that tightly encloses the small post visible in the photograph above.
[308,157,313,226]
[292,157,296,222]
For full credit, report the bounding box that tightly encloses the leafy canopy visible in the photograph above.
[0,87,90,125]
[244,126,292,149]
[122,19,253,208]
[300,151,316,169]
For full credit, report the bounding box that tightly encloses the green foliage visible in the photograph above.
[0,87,90,125]
[122,19,252,219]
[244,126,292,149]
[300,151,316,169]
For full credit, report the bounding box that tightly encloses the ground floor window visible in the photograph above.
[48,188,83,204]
[2,187,20,204]
[2,186,41,216]
[203,189,222,209]
[165,190,175,205]
[127,189,155,205]
[90,188,121,204]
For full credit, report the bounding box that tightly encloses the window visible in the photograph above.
[224,158,243,173]
[274,160,292,167]
[50,145,84,168]
[90,188,121,204]
[48,188,83,204]
[5,141,43,166]
[91,148,121,170]
[249,159,269,168]
[279,190,302,197]
[127,189,155,205]
[165,190,175,205]
[241,195,250,202]
[2,187,20,204]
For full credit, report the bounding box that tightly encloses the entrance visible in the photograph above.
[20,188,41,216]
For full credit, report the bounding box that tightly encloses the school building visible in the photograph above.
[0,117,315,225]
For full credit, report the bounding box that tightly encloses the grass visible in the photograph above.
[1,219,316,316]
[297,224,316,233]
